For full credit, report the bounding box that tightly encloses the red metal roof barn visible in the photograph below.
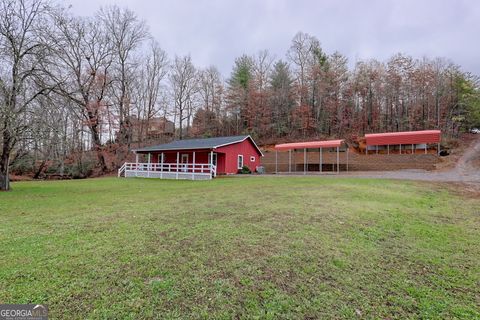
[118,135,263,180]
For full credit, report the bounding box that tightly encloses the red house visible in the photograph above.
[118,135,263,180]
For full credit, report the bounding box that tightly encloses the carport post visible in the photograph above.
[275,150,278,174]
[387,144,389,155]
[320,147,323,173]
[376,145,378,154]
[412,144,414,154]
[192,151,196,180]
[304,148,306,175]
[337,146,340,173]
[425,144,427,154]
[346,146,349,172]
[399,144,402,154]
[176,152,179,179]
[437,142,440,156]
[288,150,292,173]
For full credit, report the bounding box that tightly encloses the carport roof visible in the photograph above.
[275,139,344,151]
[365,130,441,146]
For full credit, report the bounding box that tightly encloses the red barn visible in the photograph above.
[118,135,263,180]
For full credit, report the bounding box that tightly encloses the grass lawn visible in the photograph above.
[0,177,479,319]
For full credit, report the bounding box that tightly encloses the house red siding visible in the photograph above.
[216,138,262,174]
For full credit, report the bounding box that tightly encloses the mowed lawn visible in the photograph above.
[0,177,479,319]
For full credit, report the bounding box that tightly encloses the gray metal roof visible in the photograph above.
[134,135,263,155]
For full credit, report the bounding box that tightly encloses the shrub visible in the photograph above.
[238,165,251,174]
[65,159,96,179]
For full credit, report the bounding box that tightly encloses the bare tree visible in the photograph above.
[135,40,168,142]
[98,5,148,149]
[196,66,224,135]
[0,0,52,191]
[169,55,197,139]
[46,12,113,172]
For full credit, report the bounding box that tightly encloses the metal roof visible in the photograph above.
[134,135,263,155]
[275,139,344,151]
[365,130,441,146]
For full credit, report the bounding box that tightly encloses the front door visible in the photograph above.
[181,154,189,172]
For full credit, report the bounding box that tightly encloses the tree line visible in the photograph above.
[1,0,479,190]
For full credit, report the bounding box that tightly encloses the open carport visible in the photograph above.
[273,139,348,174]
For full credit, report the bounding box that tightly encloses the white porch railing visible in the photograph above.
[118,162,216,180]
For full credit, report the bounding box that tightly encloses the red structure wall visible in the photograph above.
[216,139,261,174]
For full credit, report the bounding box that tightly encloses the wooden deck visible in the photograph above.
[118,163,216,180]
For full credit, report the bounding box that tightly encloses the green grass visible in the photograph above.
[0,177,479,319]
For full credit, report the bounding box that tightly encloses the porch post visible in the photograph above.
[148,153,152,178]
[425,144,427,154]
[303,148,306,175]
[399,144,402,154]
[176,152,179,179]
[387,144,389,155]
[365,144,368,155]
[192,151,196,180]
[412,144,414,154]
[376,145,378,154]
[160,152,164,179]
[437,142,440,156]
[147,153,151,178]
[210,150,214,177]
[135,152,139,164]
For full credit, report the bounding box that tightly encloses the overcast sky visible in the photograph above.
[66,0,480,77]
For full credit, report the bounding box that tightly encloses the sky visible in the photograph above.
[66,0,480,77]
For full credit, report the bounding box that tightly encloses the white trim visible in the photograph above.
[237,155,244,169]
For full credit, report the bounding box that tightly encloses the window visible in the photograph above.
[250,156,255,162]
[237,155,244,169]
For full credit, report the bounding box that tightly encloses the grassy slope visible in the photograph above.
[0,177,479,319]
